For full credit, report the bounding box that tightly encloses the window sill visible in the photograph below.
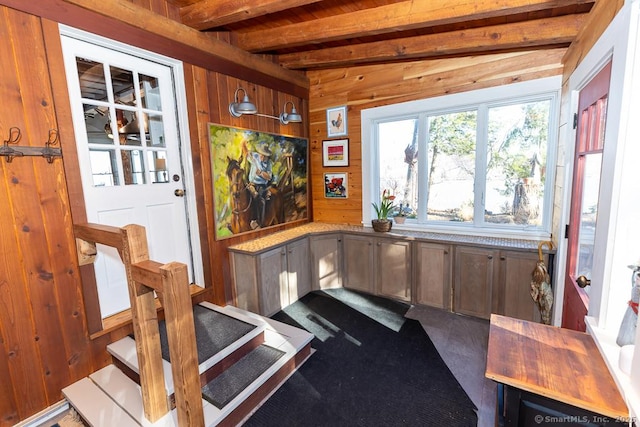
[367,219,552,241]
[586,316,639,419]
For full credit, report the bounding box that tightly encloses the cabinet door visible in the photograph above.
[376,239,411,302]
[310,234,342,290]
[287,238,311,302]
[454,246,496,319]
[343,234,374,294]
[415,242,452,309]
[499,251,543,322]
[258,247,288,316]
[231,252,260,313]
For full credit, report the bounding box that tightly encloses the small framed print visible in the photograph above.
[326,105,348,137]
[322,138,349,167]
[324,172,347,198]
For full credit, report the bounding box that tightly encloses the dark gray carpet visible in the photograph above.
[158,304,256,364]
[244,288,478,426]
[202,344,285,409]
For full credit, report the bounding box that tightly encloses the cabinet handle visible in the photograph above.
[500,256,506,261]
[377,242,381,246]
[338,239,342,242]
[444,250,449,255]
[487,255,493,259]
[288,249,293,254]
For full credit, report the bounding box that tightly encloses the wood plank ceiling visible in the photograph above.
[166,0,595,71]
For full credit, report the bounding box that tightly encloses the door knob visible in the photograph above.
[577,275,591,288]
[174,189,185,197]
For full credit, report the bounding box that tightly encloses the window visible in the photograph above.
[363,77,560,237]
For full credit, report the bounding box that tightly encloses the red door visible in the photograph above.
[561,61,611,331]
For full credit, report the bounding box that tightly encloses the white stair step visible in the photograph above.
[89,364,219,427]
[66,304,314,426]
[62,376,139,427]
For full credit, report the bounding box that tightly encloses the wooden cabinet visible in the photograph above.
[257,246,289,317]
[231,238,310,316]
[454,246,497,319]
[343,234,411,302]
[454,247,545,321]
[232,228,550,322]
[414,242,452,310]
[284,238,312,305]
[376,239,411,302]
[498,250,543,323]
[309,234,342,290]
[342,234,374,293]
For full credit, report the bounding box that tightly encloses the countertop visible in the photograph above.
[228,222,554,254]
[485,314,628,419]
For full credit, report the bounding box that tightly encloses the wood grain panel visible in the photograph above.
[0,8,51,421]
[562,0,624,83]
[7,10,78,402]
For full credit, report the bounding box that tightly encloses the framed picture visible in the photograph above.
[322,138,349,167]
[324,173,347,198]
[326,105,347,137]
[209,123,308,240]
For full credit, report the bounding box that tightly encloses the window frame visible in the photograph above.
[362,76,561,239]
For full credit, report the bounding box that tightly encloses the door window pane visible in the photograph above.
[378,119,418,218]
[426,111,477,222]
[140,74,162,110]
[76,58,106,100]
[145,113,165,147]
[485,101,550,226]
[89,149,119,186]
[110,66,135,105]
[148,151,169,184]
[83,103,113,145]
[121,149,146,185]
[576,153,602,282]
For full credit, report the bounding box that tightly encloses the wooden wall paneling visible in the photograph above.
[184,64,216,302]
[0,9,51,420]
[8,12,76,402]
[0,172,23,425]
[37,24,94,385]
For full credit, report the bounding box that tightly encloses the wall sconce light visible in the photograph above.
[229,87,258,117]
[279,101,302,124]
[228,87,303,125]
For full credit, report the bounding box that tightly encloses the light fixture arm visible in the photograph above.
[229,87,302,125]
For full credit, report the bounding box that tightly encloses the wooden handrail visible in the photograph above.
[74,222,204,426]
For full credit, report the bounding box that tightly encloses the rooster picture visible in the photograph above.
[331,113,343,131]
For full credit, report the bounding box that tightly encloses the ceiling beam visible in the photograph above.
[0,0,309,95]
[235,0,594,52]
[279,14,586,69]
[180,0,324,30]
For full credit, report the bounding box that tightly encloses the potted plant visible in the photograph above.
[371,189,395,232]
[394,203,407,224]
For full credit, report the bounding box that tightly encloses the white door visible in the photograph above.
[61,35,194,318]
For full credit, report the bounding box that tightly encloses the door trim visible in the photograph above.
[554,50,614,326]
